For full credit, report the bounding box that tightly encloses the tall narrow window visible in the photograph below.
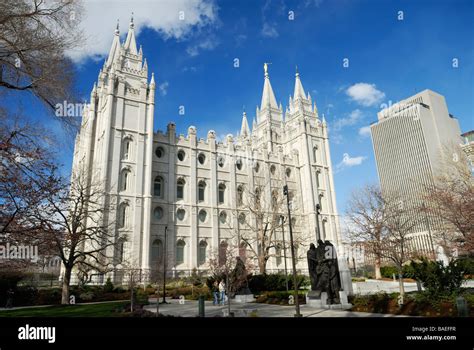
[118,203,128,228]
[313,146,318,163]
[271,189,279,209]
[176,240,185,265]
[218,183,226,204]
[177,178,185,200]
[219,241,228,266]
[275,244,282,266]
[123,139,131,160]
[198,181,206,202]
[237,185,244,207]
[154,176,163,198]
[151,239,163,265]
[198,241,207,265]
[117,240,124,263]
[121,170,130,192]
[255,187,261,206]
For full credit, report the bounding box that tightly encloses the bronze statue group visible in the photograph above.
[307,240,342,305]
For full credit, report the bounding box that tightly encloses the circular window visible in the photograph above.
[154,207,163,220]
[176,208,185,221]
[270,165,276,175]
[155,147,164,158]
[254,162,260,173]
[238,213,246,224]
[236,158,243,170]
[198,209,207,223]
[286,168,291,178]
[177,150,186,161]
[217,155,225,168]
[198,153,206,165]
[219,211,227,224]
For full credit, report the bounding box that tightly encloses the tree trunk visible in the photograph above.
[375,255,382,280]
[61,266,72,305]
[258,257,266,274]
[397,267,405,297]
[130,287,134,313]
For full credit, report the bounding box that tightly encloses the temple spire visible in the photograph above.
[260,62,278,110]
[106,20,121,67]
[124,12,138,54]
[293,67,306,100]
[240,111,250,138]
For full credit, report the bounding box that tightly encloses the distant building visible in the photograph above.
[370,90,462,258]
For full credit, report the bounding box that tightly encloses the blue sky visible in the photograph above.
[4,0,474,215]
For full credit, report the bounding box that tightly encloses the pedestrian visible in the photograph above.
[218,280,226,305]
[212,280,219,305]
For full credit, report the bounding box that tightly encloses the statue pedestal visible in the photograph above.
[306,291,352,310]
[233,294,256,303]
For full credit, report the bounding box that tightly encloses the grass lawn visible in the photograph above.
[0,301,129,317]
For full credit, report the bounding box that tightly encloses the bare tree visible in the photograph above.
[345,184,387,279]
[31,166,121,304]
[421,145,474,258]
[0,0,83,111]
[237,179,289,273]
[208,243,254,316]
[0,110,60,273]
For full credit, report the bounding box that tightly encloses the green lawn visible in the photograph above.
[0,301,129,317]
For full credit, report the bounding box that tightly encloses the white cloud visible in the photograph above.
[261,22,279,38]
[346,83,385,107]
[158,81,169,96]
[336,153,367,172]
[358,125,371,137]
[333,109,363,130]
[186,36,218,56]
[67,0,218,62]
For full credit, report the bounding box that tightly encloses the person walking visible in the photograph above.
[218,280,226,305]
[212,280,219,305]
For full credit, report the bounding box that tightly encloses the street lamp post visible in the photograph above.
[315,203,321,242]
[280,215,289,293]
[160,226,169,304]
[283,185,301,317]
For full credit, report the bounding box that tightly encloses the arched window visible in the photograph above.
[177,178,185,200]
[121,169,131,192]
[275,243,282,266]
[154,176,163,198]
[238,213,246,225]
[177,150,185,161]
[217,155,225,168]
[237,185,244,207]
[236,158,243,171]
[254,162,260,173]
[313,146,318,163]
[176,208,186,221]
[239,242,247,262]
[123,138,132,160]
[151,239,163,265]
[270,164,276,175]
[218,183,226,204]
[198,153,206,165]
[255,187,261,206]
[118,203,129,228]
[218,241,228,266]
[198,241,207,265]
[286,168,291,178]
[271,189,279,209]
[198,181,206,202]
[176,240,185,265]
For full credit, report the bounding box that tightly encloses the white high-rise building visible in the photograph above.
[370,89,462,257]
[71,20,341,283]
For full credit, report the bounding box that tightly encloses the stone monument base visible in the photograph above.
[306,291,352,310]
[233,294,256,303]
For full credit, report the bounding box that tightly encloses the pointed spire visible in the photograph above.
[252,118,257,130]
[143,58,148,70]
[240,112,250,138]
[106,20,121,66]
[124,12,138,55]
[150,72,155,87]
[322,113,326,125]
[260,63,278,110]
[293,67,306,100]
[139,45,143,56]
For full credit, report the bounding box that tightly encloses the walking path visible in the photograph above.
[144,299,404,318]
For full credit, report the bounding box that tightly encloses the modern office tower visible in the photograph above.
[370,89,462,257]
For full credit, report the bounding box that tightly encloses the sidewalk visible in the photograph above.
[144,299,406,318]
